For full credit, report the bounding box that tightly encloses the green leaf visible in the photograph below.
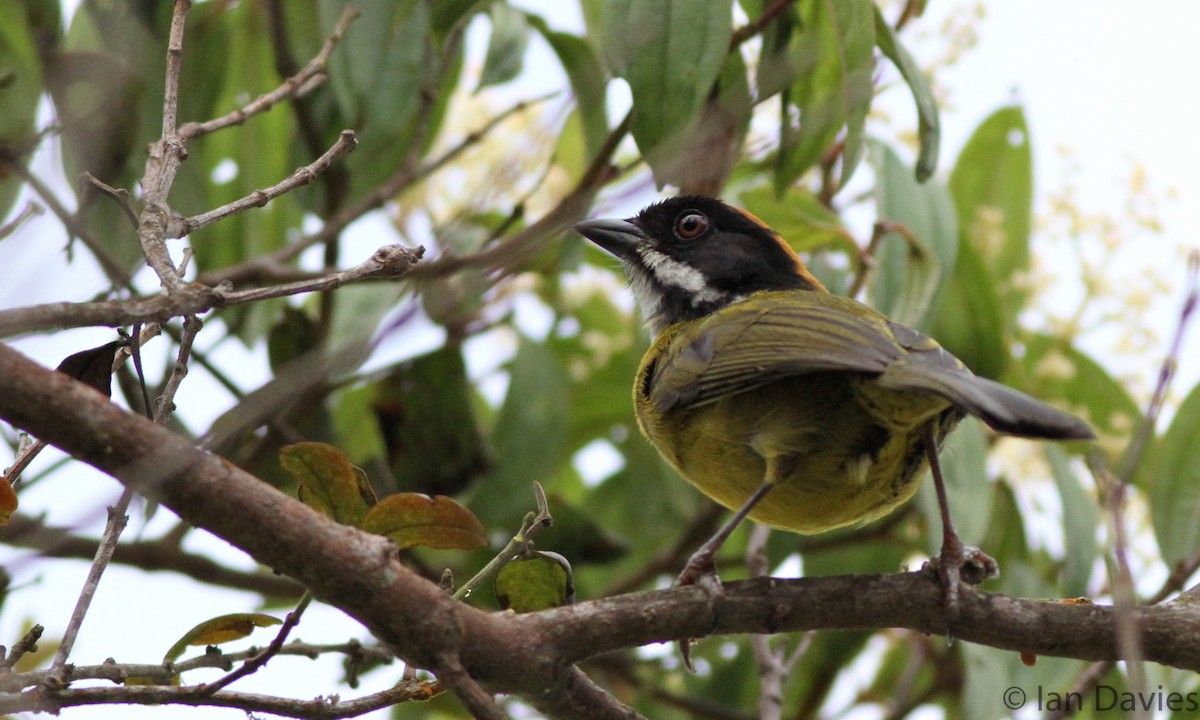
[927,239,1008,379]
[527,17,608,160]
[163,613,282,664]
[1045,445,1096,596]
[738,185,858,258]
[948,105,1033,316]
[597,0,733,183]
[192,1,299,277]
[266,307,321,374]
[477,3,530,90]
[776,0,874,191]
[0,0,45,218]
[749,0,800,99]
[495,551,574,612]
[369,346,491,497]
[1149,381,1200,568]
[280,442,377,527]
[360,492,488,550]
[916,417,991,553]
[867,140,958,328]
[872,5,939,181]
[470,337,570,529]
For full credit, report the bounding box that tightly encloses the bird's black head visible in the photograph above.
[575,196,826,334]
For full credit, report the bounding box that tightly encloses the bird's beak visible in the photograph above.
[574,218,645,259]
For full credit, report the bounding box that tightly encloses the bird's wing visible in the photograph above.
[647,291,1094,441]
[646,291,901,411]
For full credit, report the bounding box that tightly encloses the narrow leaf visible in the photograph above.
[360,493,488,550]
[1150,381,1200,568]
[163,613,282,663]
[527,16,608,159]
[477,3,531,90]
[1045,445,1096,596]
[868,141,958,328]
[597,0,733,182]
[927,239,1008,379]
[777,0,874,191]
[873,5,940,181]
[948,105,1033,317]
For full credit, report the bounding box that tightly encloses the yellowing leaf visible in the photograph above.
[360,493,487,550]
[163,613,282,664]
[280,442,376,527]
[0,475,16,525]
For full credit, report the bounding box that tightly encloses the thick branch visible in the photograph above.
[2,343,1200,718]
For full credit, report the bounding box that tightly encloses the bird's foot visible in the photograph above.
[674,547,725,670]
[924,537,998,625]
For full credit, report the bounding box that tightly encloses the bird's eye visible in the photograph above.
[674,211,709,239]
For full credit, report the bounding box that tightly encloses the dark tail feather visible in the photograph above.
[882,365,1094,440]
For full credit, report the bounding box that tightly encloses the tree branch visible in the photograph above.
[0,514,304,597]
[2,343,1200,719]
[178,6,360,141]
[136,0,193,291]
[0,244,423,337]
[168,130,358,238]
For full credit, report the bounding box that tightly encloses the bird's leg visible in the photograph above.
[675,478,776,671]
[923,427,998,621]
[677,480,776,590]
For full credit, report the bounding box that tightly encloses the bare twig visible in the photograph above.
[169,130,358,238]
[79,172,139,230]
[213,244,425,305]
[0,244,422,336]
[179,6,360,141]
[201,593,313,694]
[406,109,631,280]
[1,438,47,487]
[1117,250,1200,484]
[134,0,192,292]
[2,625,44,670]
[453,483,552,602]
[5,639,394,691]
[0,681,443,719]
[53,309,201,669]
[153,315,202,424]
[1063,254,1200,718]
[0,514,303,597]
[50,488,135,670]
[0,202,44,241]
[730,0,798,47]
[436,656,507,720]
[0,150,132,285]
[198,92,559,286]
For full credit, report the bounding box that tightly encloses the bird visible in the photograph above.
[574,195,1093,621]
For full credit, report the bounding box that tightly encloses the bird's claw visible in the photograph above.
[675,547,725,671]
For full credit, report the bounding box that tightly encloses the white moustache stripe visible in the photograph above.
[637,248,728,305]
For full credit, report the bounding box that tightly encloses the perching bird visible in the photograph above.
[575,195,1093,617]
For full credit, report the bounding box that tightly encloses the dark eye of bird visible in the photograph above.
[674,211,709,240]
